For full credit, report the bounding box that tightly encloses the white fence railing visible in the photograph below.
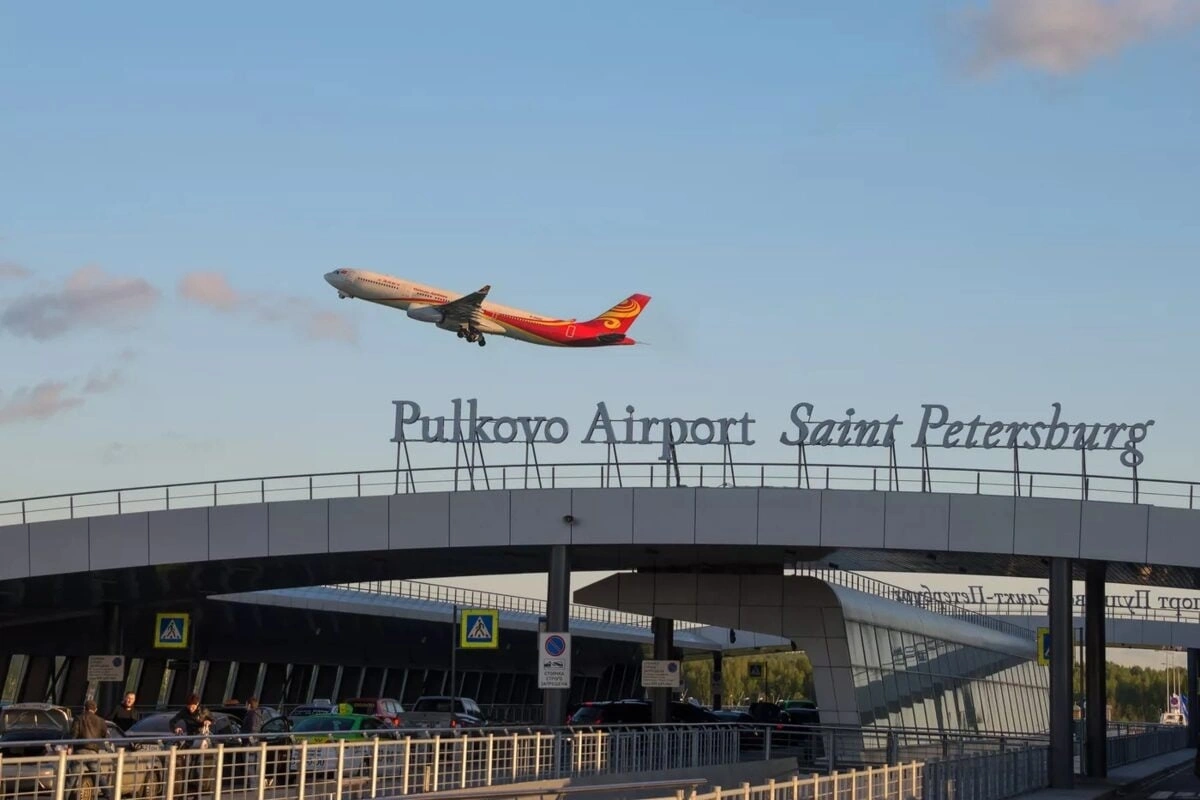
[646,761,924,800]
[0,725,741,800]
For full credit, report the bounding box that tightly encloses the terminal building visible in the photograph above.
[1,570,1048,738]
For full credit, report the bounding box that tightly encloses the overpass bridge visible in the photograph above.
[3,459,1200,790]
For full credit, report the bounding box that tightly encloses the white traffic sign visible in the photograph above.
[87,655,125,683]
[538,632,571,689]
[641,659,682,688]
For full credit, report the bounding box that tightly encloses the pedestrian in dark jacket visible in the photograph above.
[170,694,204,737]
[67,700,111,799]
[109,692,139,733]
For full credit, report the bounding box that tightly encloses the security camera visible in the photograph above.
[563,514,575,524]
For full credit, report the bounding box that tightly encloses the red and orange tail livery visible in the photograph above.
[324,268,651,349]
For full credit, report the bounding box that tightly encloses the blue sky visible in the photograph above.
[2,2,1199,619]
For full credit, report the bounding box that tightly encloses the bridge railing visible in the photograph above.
[332,579,706,632]
[794,566,1200,625]
[0,724,743,800]
[3,459,1197,527]
[644,761,924,800]
[1102,722,1191,770]
[791,566,1036,638]
[923,746,1048,800]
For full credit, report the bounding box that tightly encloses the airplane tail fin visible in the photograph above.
[586,293,651,335]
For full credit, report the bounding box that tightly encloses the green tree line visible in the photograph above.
[1075,663,1188,723]
[681,652,814,706]
[679,653,1186,724]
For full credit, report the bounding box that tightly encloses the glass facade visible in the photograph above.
[844,619,1049,735]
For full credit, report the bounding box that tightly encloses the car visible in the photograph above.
[0,703,159,800]
[120,711,246,796]
[340,697,406,727]
[711,709,765,749]
[567,699,719,727]
[0,703,75,796]
[286,702,337,719]
[251,712,401,784]
[280,713,398,778]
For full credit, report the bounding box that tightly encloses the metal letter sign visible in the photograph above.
[1037,627,1050,666]
[154,613,190,650]
[538,632,571,689]
[87,655,125,683]
[460,608,499,649]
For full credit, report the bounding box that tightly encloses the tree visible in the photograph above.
[681,653,814,705]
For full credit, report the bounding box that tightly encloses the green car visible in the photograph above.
[285,714,396,778]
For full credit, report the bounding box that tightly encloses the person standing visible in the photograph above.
[67,700,111,800]
[109,692,139,733]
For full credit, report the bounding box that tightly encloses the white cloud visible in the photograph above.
[958,0,1200,75]
[178,270,357,344]
[0,262,29,280]
[0,266,160,340]
[0,381,83,425]
[0,352,135,426]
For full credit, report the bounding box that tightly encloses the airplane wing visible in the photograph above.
[435,285,491,325]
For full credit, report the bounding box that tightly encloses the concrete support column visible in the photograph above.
[1188,649,1199,745]
[543,545,571,726]
[712,651,723,711]
[1049,558,1074,789]
[1085,562,1107,778]
[651,617,673,723]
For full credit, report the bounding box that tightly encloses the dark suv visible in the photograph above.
[567,699,718,726]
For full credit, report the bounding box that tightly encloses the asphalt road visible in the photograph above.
[1123,759,1200,800]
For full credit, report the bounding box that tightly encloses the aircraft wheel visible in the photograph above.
[478,337,486,346]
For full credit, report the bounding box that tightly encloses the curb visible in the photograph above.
[1096,755,1195,800]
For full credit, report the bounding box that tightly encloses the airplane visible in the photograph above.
[323,268,650,348]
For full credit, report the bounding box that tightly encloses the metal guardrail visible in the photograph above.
[1103,723,1190,770]
[647,761,923,800]
[791,567,1036,639]
[0,725,742,800]
[332,580,706,632]
[924,746,1048,800]
[3,459,1197,527]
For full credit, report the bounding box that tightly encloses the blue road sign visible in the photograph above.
[544,634,566,657]
[460,608,499,649]
[155,613,190,649]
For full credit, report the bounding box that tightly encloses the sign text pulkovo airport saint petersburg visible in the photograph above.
[392,399,1155,468]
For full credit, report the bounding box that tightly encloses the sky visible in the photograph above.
[2,1,1199,665]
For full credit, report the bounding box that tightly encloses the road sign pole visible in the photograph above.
[543,545,571,726]
[450,605,458,716]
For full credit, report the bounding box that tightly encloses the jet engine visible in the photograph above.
[406,305,444,324]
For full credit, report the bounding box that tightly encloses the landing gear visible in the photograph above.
[457,327,487,346]
[337,292,347,299]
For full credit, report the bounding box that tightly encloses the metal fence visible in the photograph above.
[789,567,1035,639]
[923,746,1048,800]
[4,458,1197,527]
[647,761,924,800]
[1104,723,1190,770]
[0,724,741,800]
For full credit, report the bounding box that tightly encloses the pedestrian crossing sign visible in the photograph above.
[1037,627,1050,666]
[155,613,190,650]
[459,608,499,650]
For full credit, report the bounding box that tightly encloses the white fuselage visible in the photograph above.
[323,268,573,343]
